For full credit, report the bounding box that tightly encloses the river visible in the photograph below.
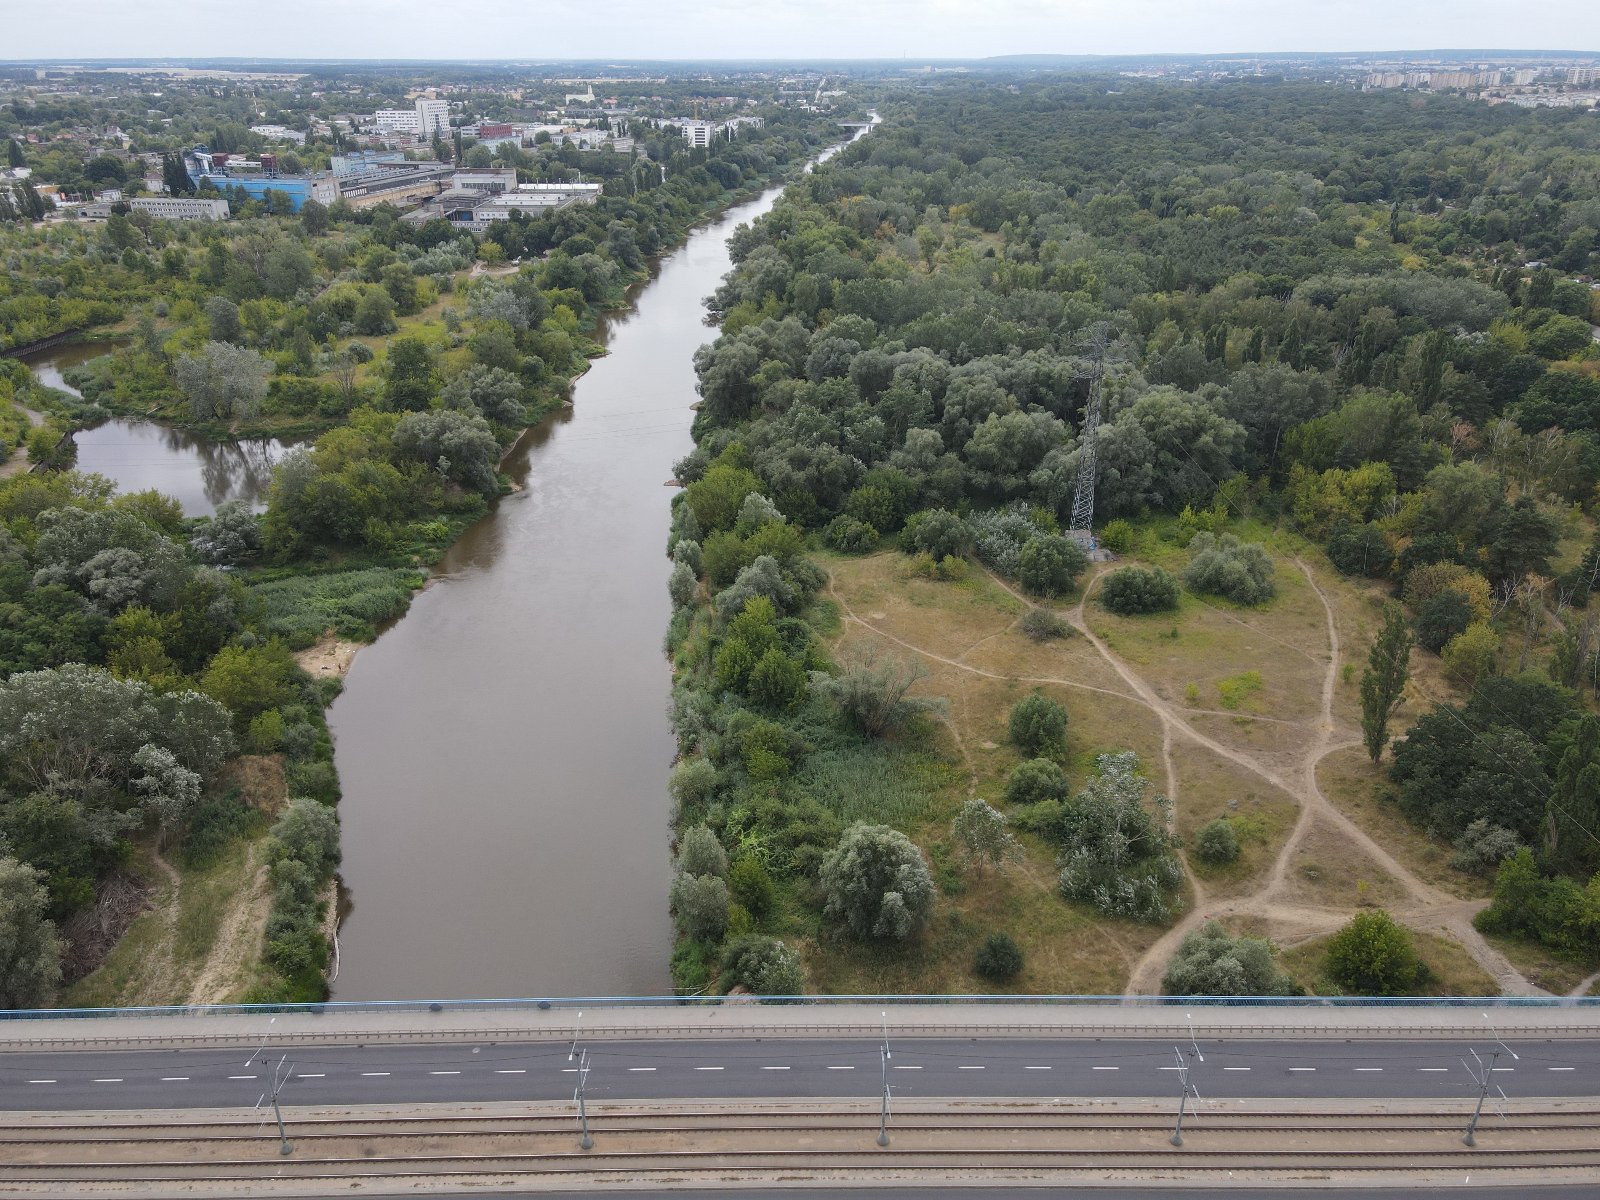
[328,140,861,1001]
[16,340,296,516]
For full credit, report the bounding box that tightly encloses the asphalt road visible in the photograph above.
[3,1036,1596,1111]
[351,1191,1600,1200]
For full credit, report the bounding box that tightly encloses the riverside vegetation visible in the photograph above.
[0,85,845,1007]
[664,78,1600,998]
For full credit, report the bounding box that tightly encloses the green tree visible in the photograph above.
[1361,605,1413,762]
[818,823,935,941]
[0,857,63,1008]
[951,798,1023,874]
[1544,713,1600,879]
[1324,910,1426,995]
[384,337,436,412]
[676,825,728,879]
[669,871,729,942]
[1193,818,1240,865]
[1100,566,1180,615]
[1008,692,1068,758]
[720,935,804,995]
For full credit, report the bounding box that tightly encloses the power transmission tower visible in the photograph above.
[1068,322,1120,536]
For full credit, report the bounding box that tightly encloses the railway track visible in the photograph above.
[5,1103,1598,1192]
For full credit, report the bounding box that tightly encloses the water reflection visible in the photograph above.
[16,341,298,517]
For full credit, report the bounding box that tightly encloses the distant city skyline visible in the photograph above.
[7,0,1598,63]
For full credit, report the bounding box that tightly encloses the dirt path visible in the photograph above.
[829,555,1543,997]
[0,401,45,480]
[185,843,271,1006]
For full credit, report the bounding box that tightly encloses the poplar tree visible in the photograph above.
[1361,605,1412,762]
[1545,713,1600,878]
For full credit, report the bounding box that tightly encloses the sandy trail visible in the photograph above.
[828,554,1541,997]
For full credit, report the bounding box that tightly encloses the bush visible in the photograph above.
[720,934,805,995]
[1325,910,1427,995]
[1448,820,1523,876]
[1101,566,1180,615]
[1161,921,1298,996]
[1004,757,1069,807]
[818,822,936,941]
[812,651,942,737]
[1183,532,1275,605]
[824,515,878,553]
[669,758,719,812]
[1020,608,1070,641]
[248,568,424,644]
[1008,692,1068,758]
[1053,752,1184,922]
[1326,521,1391,578]
[1442,622,1499,686]
[677,825,729,879]
[974,932,1024,983]
[1193,818,1240,865]
[1098,519,1136,554]
[1016,534,1088,597]
[729,856,777,919]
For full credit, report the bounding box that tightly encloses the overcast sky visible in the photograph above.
[9,0,1599,61]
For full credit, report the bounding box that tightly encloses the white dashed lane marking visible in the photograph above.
[26,1080,55,1085]
[93,1079,123,1083]
[762,1066,790,1071]
[429,1071,461,1076]
[628,1067,656,1073]
[360,1072,391,1077]
[161,1076,189,1081]
[297,1074,324,1079]
[1092,1066,1118,1071]
[494,1069,525,1075]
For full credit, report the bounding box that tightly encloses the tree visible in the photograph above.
[190,500,262,567]
[393,409,501,495]
[1101,566,1179,615]
[951,798,1023,874]
[440,364,524,425]
[1005,757,1069,806]
[385,337,437,412]
[173,342,270,422]
[1325,910,1426,995]
[1016,534,1088,597]
[669,871,729,942]
[204,296,242,344]
[1193,818,1240,865]
[267,798,341,876]
[1442,622,1498,687]
[1053,752,1184,922]
[1161,921,1297,996]
[818,823,935,941]
[677,825,728,879]
[299,198,329,237]
[974,932,1023,982]
[1361,606,1412,762]
[0,857,63,1008]
[1544,713,1600,879]
[1184,532,1275,605]
[1008,692,1068,758]
[1416,590,1473,654]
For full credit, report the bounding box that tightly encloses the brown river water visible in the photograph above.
[327,143,858,1000]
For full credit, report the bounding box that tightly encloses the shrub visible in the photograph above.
[1005,757,1069,806]
[1020,608,1070,641]
[728,856,777,919]
[1442,622,1498,686]
[824,515,878,553]
[1448,820,1523,876]
[1101,566,1180,615]
[247,568,423,644]
[812,651,942,737]
[677,825,729,879]
[1193,818,1240,865]
[818,822,936,941]
[1016,534,1088,597]
[1098,519,1136,554]
[1161,921,1298,996]
[974,932,1024,983]
[720,934,805,995]
[1324,910,1427,995]
[1054,752,1184,922]
[1326,521,1390,578]
[1402,561,1491,622]
[1009,693,1068,758]
[1183,532,1275,605]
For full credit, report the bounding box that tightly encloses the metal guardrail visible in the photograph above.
[3,993,1599,1022]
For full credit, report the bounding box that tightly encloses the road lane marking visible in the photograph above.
[26,1080,56,1084]
[694,1066,724,1071]
[361,1072,391,1077]
[891,1065,920,1071]
[160,1076,190,1082]
[228,1075,257,1080]
[1550,1067,1576,1072]
[1223,1067,1250,1072]
[495,1069,526,1075]
[628,1067,656,1072]
[1289,1067,1316,1072]
[761,1066,790,1071]
[1092,1066,1118,1071]
[429,1071,461,1075]
[93,1079,123,1083]
[958,1065,984,1070]
[1158,1066,1182,1071]
[1355,1068,1383,1072]
[1419,1068,1449,1072]
[1024,1066,1051,1071]
[828,1065,855,1071]
[1492,1067,1514,1072]
[297,1074,324,1079]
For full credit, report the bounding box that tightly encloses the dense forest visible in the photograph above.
[664,80,1600,994]
[0,101,843,1006]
